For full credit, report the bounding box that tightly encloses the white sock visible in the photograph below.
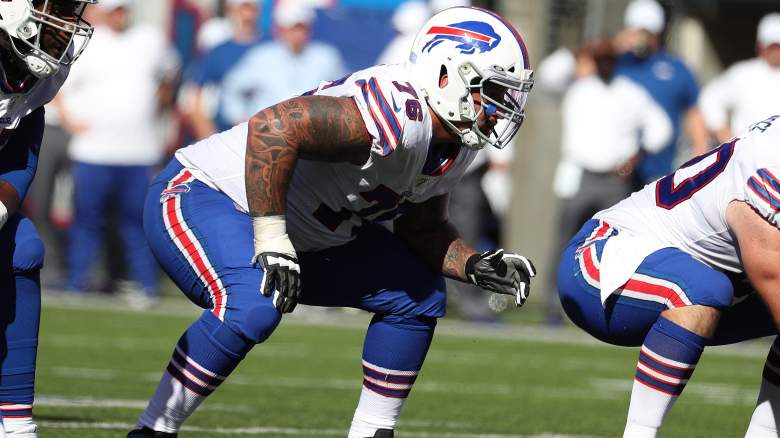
[0,404,34,436]
[745,340,780,438]
[746,382,780,438]
[137,370,211,433]
[348,386,405,438]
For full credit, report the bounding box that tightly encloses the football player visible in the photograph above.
[128,6,535,438]
[558,113,780,437]
[0,1,95,437]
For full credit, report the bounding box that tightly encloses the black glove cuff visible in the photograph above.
[465,252,481,279]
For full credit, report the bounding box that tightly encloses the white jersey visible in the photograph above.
[176,63,478,251]
[595,114,780,274]
[0,66,69,147]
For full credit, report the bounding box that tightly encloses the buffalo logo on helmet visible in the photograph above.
[422,21,501,55]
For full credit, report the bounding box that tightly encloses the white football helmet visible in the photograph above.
[0,0,95,86]
[408,6,533,150]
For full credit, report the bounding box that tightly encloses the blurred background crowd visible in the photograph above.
[26,0,780,324]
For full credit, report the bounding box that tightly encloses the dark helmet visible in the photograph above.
[0,0,95,91]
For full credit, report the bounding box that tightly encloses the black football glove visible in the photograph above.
[465,249,536,307]
[256,252,301,314]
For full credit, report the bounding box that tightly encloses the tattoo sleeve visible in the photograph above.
[245,95,370,217]
[394,195,478,281]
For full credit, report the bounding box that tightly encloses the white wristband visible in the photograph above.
[0,200,7,230]
[252,215,297,260]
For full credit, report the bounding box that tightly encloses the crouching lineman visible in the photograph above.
[128,6,536,438]
[0,1,95,437]
[558,113,780,437]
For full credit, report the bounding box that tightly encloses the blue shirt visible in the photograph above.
[219,40,346,126]
[191,38,261,132]
[617,50,700,182]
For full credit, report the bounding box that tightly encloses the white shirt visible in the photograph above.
[62,24,174,165]
[176,63,477,251]
[699,58,780,135]
[561,76,672,173]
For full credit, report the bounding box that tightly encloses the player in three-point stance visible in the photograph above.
[0,1,95,437]
[128,6,536,438]
[558,113,780,437]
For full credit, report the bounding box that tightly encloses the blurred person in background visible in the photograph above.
[127,7,535,438]
[699,13,780,143]
[615,0,709,188]
[219,0,346,125]
[183,0,262,140]
[54,0,178,304]
[0,1,97,436]
[376,1,430,65]
[546,38,671,325]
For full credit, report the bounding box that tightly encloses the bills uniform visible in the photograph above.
[137,63,477,432]
[0,67,69,428]
[558,114,780,348]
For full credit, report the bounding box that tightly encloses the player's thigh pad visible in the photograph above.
[143,160,281,343]
[0,215,44,273]
[298,225,447,319]
[558,219,734,346]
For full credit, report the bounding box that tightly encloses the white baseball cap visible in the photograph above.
[624,0,665,34]
[430,0,471,14]
[274,1,315,28]
[758,13,780,47]
[392,1,430,34]
[226,0,260,6]
[98,0,132,10]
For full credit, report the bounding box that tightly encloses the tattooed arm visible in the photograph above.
[245,96,371,313]
[244,95,371,218]
[394,194,478,281]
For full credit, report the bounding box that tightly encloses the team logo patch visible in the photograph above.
[422,21,501,55]
[160,183,191,203]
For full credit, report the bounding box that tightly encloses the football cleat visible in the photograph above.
[126,427,178,438]
[367,429,394,438]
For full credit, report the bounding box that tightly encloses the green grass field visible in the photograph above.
[34,295,770,437]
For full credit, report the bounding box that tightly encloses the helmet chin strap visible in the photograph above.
[24,54,57,78]
[459,128,487,150]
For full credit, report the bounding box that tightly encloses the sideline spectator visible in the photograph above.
[699,13,780,143]
[184,0,263,140]
[547,38,672,324]
[376,1,430,65]
[220,0,346,124]
[615,0,709,186]
[55,0,179,304]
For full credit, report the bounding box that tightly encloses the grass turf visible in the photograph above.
[34,295,768,437]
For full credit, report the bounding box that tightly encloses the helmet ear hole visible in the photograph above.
[438,65,448,88]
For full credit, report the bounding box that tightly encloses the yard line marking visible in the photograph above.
[50,366,118,380]
[34,395,251,412]
[38,420,606,437]
[590,378,757,406]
